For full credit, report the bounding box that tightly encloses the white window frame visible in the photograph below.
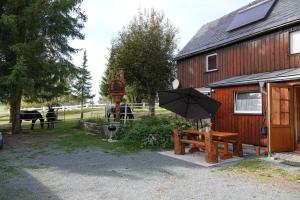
[206,53,218,72]
[290,30,300,54]
[234,91,262,114]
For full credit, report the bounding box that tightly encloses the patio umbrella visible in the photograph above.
[158,87,221,121]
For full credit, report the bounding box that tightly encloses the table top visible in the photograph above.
[182,130,239,138]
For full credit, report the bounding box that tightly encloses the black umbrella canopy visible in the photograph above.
[158,88,221,120]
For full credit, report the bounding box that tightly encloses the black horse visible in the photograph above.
[46,108,57,129]
[20,110,44,130]
[106,105,134,121]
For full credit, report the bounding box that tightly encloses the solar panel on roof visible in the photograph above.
[227,0,277,31]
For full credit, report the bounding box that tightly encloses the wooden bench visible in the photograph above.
[180,139,206,153]
[173,129,219,163]
[173,129,204,154]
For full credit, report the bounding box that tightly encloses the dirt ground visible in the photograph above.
[0,129,299,200]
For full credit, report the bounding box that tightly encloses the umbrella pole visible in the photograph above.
[196,120,203,130]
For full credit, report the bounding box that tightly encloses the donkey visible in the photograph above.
[20,110,44,130]
[46,107,57,129]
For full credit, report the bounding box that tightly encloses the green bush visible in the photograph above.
[117,117,194,149]
[171,118,194,130]
[116,121,134,140]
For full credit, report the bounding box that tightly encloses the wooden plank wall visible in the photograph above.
[212,85,266,145]
[177,25,300,89]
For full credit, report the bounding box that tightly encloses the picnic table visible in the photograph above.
[173,129,243,164]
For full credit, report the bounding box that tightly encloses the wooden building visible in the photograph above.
[176,0,300,153]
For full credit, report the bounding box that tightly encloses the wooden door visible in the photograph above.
[295,87,300,143]
[268,83,294,152]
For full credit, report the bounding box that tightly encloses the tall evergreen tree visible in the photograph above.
[73,50,94,121]
[0,0,86,134]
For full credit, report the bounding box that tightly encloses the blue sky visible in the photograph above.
[70,0,253,100]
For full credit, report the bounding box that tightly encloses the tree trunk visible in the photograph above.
[80,97,84,121]
[10,95,22,134]
[148,94,156,117]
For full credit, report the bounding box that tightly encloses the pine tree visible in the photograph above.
[0,0,86,134]
[73,50,94,121]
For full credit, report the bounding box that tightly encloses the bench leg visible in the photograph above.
[173,130,185,155]
[204,132,218,164]
[189,144,200,153]
[233,139,243,157]
[220,140,232,160]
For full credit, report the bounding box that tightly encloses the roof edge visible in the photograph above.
[208,68,300,88]
[175,19,300,61]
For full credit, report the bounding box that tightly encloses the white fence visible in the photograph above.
[0,103,168,125]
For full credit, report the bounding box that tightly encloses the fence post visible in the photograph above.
[63,106,65,121]
[124,104,127,124]
[104,104,107,122]
[42,106,46,118]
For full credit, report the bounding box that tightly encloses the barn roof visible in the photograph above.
[208,68,300,88]
[176,0,300,60]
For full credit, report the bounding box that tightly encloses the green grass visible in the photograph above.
[0,165,20,176]
[24,163,49,169]
[219,159,300,183]
[53,129,141,154]
[0,108,173,156]
[33,119,141,154]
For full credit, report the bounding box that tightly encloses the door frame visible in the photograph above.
[267,83,295,153]
[294,85,300,145]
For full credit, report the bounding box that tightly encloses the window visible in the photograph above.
[234,91,262,114]
[206,53,217,72]
[290,30,300,54]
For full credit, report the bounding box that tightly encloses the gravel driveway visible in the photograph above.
[1,146,299,200]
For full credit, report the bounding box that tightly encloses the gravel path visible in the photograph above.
[0,147,299,200]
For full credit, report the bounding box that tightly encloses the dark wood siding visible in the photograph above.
[212,85,266,145]
[177,26,300,88]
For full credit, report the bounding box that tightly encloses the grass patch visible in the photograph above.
[0,158,9,165]
[51,120,141,154]
[0,166,20,176]
[293,170,300,182]
[26,150,50,159]
[24,163,49,169]
[219,159,300,183]
[1,115,188,155]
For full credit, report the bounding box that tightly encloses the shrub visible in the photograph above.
[171,118,195,130]
[116,117,194,149]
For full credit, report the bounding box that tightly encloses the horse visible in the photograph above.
[20,110,44,130]
[46,107,57,129]
[106,105,134,121]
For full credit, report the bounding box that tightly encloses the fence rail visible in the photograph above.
[0,103,170,125]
